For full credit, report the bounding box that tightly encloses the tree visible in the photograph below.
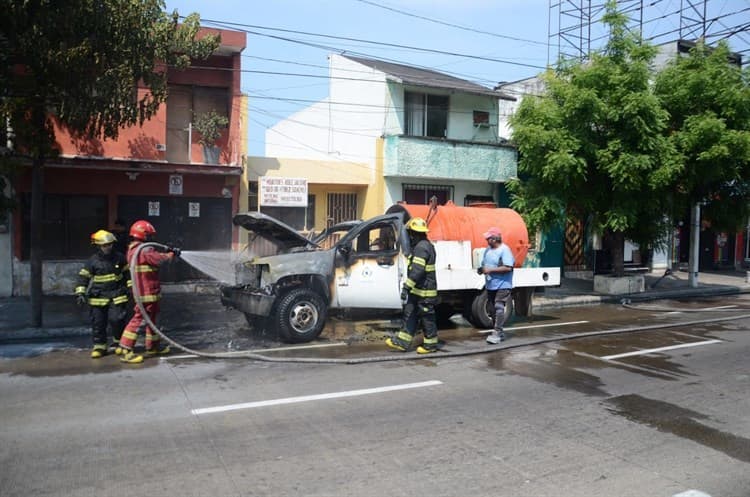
[654,41,750,284]
[0,1,219,326]
[508,2,679,277]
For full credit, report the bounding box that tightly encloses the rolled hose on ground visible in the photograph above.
[130,243,750,364]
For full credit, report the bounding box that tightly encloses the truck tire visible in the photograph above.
[274,288,328,343]
[469,290,514,329]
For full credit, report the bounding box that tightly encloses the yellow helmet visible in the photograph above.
[91,229,116,245]
[406,217,429,233]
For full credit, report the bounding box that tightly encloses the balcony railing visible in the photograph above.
[383,135,517,182]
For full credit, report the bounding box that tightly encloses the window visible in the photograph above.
[248,181,315,231]
[166,85,229,163]
[405,92,448,138]
[403,184,453,205]
[464,195,495,207]
[22,194,108,259]
[472,110,490,127]
[327,192,358,225]
[352,222,398,254]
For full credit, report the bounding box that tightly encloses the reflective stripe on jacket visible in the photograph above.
[404,238,437,298]
[74,250,131,307]
[127,241,173,302]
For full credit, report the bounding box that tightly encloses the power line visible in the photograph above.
[199,18,548,70]
[352,0,548,47]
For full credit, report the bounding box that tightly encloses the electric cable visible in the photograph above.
[129,243,750,365]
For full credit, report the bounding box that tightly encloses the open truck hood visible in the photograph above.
[233,212,320,251]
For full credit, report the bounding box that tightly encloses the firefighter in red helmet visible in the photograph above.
[75,230,131,358]
[118,220,180,364]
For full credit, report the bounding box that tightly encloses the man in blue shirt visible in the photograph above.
[479,227,514,344]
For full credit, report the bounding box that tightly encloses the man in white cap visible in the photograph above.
[479,227,514,344]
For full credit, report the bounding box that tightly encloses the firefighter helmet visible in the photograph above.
[90,229,116,245]
[129,220,156,241]
[405,217,429,233]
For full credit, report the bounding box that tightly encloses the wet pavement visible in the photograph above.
[3,287,750,496]
[1,268,749,361]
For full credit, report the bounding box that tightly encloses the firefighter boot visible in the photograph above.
[386,331,412,352]
[110,341,124,356]
[120,349,144,364]
[416,336,440,354]
[146,345,171,357]
[90,344,108,359]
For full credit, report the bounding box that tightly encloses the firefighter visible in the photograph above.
[75,230,131,358]
[118,220,180,364]
[386,216,440,354]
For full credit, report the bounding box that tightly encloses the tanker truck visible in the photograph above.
[220,202,560,343]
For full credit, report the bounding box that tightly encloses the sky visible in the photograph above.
[164,0,750,157]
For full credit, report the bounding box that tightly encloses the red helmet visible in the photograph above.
[129,220,156,241]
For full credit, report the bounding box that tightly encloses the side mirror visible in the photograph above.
[338,241,352,258]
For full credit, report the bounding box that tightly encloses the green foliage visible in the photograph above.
[193,110,229,147]
[508,1,677,265]
[654,41,750,231]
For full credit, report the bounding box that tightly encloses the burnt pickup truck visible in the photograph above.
[221,204,560,343]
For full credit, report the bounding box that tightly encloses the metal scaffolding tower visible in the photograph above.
[548,0,750,65]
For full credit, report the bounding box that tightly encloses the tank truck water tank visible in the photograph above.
[386,201,529,266]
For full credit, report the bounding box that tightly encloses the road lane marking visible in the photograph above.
[191,380,443,415]
[601,339,721,360]
[166,342,347,360]
[665,304,738,315]
[478,320,589,334]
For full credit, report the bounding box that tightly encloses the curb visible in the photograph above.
[0,326,90,342]
[534,285,750,309]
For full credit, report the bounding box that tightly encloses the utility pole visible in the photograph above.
[688,202,700,288]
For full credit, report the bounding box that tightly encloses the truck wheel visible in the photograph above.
[274,288,327,343]
[469,290,514,329]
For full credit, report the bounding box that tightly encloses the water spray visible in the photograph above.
[130,243,750,364]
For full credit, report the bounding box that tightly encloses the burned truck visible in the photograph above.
[220,202,560,343]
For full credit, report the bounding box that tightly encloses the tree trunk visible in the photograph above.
[610,230,625,277]
[29,103,46,328]
[30,153,44,327]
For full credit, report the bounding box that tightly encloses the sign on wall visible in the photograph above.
[259,176,308,207]
[189,202,200,218]
[169,175,183,195]
[148,201,160,216]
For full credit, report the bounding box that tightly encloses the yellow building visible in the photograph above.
[241,155,382,248]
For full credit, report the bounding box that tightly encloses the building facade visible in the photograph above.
[1,28,247,296]
[265,54,519,227]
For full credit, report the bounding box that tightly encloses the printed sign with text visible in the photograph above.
[259,176,308,207]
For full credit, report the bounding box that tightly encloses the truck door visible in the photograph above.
[333,220,403,309]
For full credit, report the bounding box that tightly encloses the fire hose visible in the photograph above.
[131,243,750,364]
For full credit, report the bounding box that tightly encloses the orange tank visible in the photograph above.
[387,201,529,267]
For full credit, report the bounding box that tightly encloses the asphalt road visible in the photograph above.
[1,295,749,497]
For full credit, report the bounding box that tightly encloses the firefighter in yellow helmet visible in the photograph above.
[386,216,440,354]
[74,230,131,358]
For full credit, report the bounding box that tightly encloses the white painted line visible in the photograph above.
[477,320,588,334]
[191,380,443,415]
[165,342,347,360]
[602,339,722,361]
[666,305,737,315]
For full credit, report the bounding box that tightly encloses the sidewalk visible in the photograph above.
[535,268,750,308]
[1,270,749,341]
